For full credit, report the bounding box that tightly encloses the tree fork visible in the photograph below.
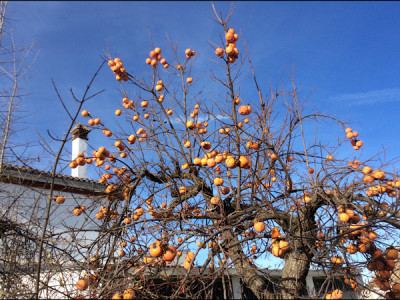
[280,209,317,298]
[223,228,278,299]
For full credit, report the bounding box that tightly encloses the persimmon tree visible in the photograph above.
[64,6,400,300]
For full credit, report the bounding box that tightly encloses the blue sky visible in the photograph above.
[5,1,400,175]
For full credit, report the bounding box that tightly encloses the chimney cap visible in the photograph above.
[71,123,90,141]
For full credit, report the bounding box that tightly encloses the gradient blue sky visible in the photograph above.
[5,1,400,175]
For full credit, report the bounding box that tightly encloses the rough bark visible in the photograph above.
[281,249,311,298]
[280,209,317,298]
[226,229,277,299]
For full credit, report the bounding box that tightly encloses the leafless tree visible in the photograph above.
[3,4,400,300]
[0,2,42,298]
[0,0,37,171]
[53,5,400,300]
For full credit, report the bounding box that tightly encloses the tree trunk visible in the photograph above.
[280,210,316,298]
[280,248,311,298]
[225,229,277,299]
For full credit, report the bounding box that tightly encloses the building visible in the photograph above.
[0,161,108,298]
[0,124,108,298]
[129,264,362,299]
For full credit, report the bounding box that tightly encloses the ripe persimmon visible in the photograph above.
[55,195,65,204]
[76,278,89,291]
[186,121,195,129]
[332,256,344,265]
[347,244,358,254]
[338,213,350,223]
[253,222,265,233]
[225,156,236,168]
[207,159,216,168]
[215,47,224,57]
[69,161,78,169]
[214,177,224,186]
[220,187,230,194]
[163,245,177,261]
[149,241,163,257]
[239,156,251,169]
[385,247,399,260]
[238,105,252,115]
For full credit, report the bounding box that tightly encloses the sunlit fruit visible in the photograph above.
[149,241,163,257]
[254,222,265,233]
[238,105,251,115]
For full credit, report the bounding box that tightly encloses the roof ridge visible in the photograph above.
[2,163,106,185]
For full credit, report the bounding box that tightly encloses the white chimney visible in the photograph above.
[70,123,90,178]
